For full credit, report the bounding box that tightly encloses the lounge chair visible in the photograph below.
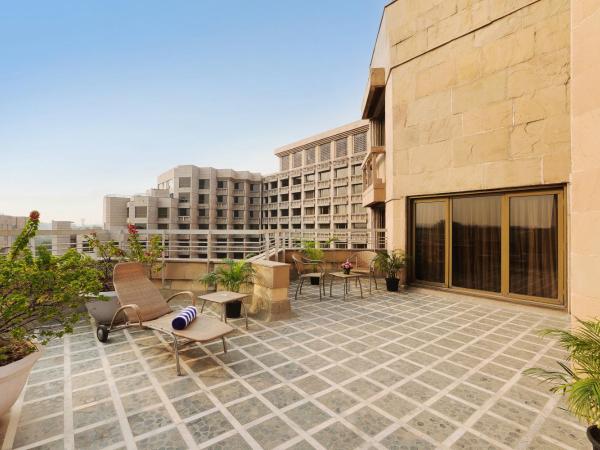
[95,262,234,375]
[348,251,379,293]
[292,254,326,300]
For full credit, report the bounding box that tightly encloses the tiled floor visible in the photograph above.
[0,283,588,450]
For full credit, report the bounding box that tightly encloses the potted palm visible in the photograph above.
[0,211,102,416]
[373,250,406,292]
[302,240,324,285]
[525,318,600,449]
[201,259,254,318]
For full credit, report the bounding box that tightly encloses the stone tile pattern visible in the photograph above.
[0,284,587,449]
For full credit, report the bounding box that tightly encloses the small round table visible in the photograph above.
[328,272,364,300]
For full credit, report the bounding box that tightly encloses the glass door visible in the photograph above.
[413,200,447,285]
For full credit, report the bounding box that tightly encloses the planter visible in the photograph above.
[343,269,351,275]
[0,345,42,416]
[385,277,400,292]
[86,291,123,325]
[309,277,320,286]
[226,300,242,318]
[588,425,600,450]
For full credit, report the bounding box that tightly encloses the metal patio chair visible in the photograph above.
[292,254,327,300]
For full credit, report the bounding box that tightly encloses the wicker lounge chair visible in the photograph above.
[348,251,379,293]
[95,262,234,375]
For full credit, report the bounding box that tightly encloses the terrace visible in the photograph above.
[0,279,587,449]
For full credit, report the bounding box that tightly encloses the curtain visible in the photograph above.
[509,195,558,299]
[452,196,501,292]
[415,202,446,283]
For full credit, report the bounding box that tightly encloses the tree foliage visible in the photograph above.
[0,212,102,365]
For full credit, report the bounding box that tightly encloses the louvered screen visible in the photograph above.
[280,155,289,171]
[335,138,347,158]
[319,143,331,162]
[305,147,315,165]
[292,152,302,168]
[353,132,367,154]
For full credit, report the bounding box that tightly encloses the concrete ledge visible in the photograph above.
[250,260,293,322]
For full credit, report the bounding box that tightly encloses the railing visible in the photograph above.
[0,228,387,262]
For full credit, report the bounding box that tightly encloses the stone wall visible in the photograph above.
[570,1,600,320]
[379,0,570,250]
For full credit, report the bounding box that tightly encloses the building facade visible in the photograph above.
[0,214,27,252]
[361,0,600,316]
[264,121,370,236]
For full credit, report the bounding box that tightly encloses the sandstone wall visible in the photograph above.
[570,1,600,320]
[380,0,570,250]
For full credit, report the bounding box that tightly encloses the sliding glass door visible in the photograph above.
[411,189,564,306]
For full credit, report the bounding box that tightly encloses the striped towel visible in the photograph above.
[171,306,197,330]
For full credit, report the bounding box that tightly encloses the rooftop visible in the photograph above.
[0,283,586,450]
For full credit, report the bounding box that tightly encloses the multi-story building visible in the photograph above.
[263,120,370,238]
[0,214,27,252]
[360,0,600,317]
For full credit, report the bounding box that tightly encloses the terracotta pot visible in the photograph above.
[0,345,42,416]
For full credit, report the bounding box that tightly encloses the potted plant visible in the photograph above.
[0,211,102,416]
[373,250,406,292]
[201,259,254,318]
[341,259,353,275]
[125,224,164,277]
[84,233,125,324]
[525,318,600,449]
[302,240,324,285]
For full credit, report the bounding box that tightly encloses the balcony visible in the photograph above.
[362,181,385,207]
[304,181,315,190]
[333,196,348,205]
[279,201,289,209]
[317,198,330,206]
[317,215,330,223]
[233,189,245,195]
[351,213,367,222]
[290,216,301,223]
[303,199,315,207]
[333,179,348,187]
[177,215,190,222]
[290,184,302,193]
[333,214,347,222]
[290,200,301,208]
[303,215,315,222]
[317,180,330,189]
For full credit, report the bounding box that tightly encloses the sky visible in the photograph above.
[0,1,387,225]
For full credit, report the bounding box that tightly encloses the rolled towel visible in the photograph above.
[172,306,197,330]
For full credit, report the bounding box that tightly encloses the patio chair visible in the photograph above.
[348,251,379,293]
[96,262,234,375]
[291,254,326,300]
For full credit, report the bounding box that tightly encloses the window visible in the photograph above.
[305,207,315,215]
[178,192,190,203]
[305,223,315,229]
[335,186,347,196]
[411,189,564,304]
[335,167,348,178]
[217,209,225,218]
[263,183,268,190]
[281,178,289,187]
[234,182,242,190]
[134,206,147,218]
[281,193,289,202]
[292,208,301,216]
[178,177,191,188]
[319,143,330,161]
[335,138,347,158]
[292,192,301,200]
[234,196,244,204]
[304,190,315,200]
[217,180,226,189]
[270,181,278,189]
[249,210,255,218]
[335,223,348,229]
[319,205,330,215]
[216,224,227,230]
[280,209,289,217]
[352,164,362,176]
[198,179,209,189]
[198,209,207,217]
[250,197,258,204]
[280,155,289,171]
[217,195,225,203]
[292,152,302,168]
[270,210,277,217]
[319,171,330,181]
[353,132,367,154]
[305,173,315,182]
[158,223,168,230]
[178,208,189,217]
[352,203,365,214]
[270,195,277,203]
[158,207,169,219]
[233,210,241,218]
[198,194,207,204]
[305,147,315,165]
[198,224,209,230]
[351,183,362,195]
[318,188,330,198]
[178,224,190,230]
[334,205,347,214]
[319,223,330,229]
[292,176,301,186]
[250,183,259,192]
[280,224,289,229]
[134,223,146,229]
[352,223,367,229]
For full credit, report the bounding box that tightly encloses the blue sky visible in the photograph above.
[0,1,386,225]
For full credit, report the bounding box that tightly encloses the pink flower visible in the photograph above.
[127,224,138,235]
[29,210,40,221]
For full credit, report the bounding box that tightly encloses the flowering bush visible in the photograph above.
[341,260,353,271]
[0,211,102,365]
[126,224,163,275]
[86,232,124,291]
